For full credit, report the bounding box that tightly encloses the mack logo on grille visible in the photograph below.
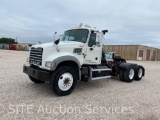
[30,47,43,66]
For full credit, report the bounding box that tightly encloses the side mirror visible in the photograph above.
[102,30,108,35]
[54,39,60,45]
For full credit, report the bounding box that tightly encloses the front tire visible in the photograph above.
[50,66,77,96]
[29,76,45,83]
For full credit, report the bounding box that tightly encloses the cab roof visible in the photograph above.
[70,26,99,32]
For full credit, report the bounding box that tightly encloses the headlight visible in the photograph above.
[26,57,30,63]
[45,61,56,69]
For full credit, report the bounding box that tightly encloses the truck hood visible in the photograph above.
[30,41,85,68]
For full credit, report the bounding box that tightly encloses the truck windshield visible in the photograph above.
[62,29,89,43]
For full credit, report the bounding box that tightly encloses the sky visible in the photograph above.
[0,0,160,48]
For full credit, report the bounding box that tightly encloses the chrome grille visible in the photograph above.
[30,47,43,66]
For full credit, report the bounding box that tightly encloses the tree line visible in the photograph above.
[0,37,18,44]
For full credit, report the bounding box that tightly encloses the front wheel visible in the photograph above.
[50,66,77,96]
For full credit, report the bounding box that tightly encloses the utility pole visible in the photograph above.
[16,36,19,44]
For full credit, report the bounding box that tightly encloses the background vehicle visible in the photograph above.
[23,24,145,96]
[9,44,16,50]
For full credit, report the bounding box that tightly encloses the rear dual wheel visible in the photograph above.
[119,66,135,83]
[124,67,135,82]
[134,66,144,80]
[119,65,144,82]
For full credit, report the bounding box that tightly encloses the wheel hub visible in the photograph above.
[63,78,70,86]
[129,69,134,79]
[138,68,143,78]
[58,73,73,91]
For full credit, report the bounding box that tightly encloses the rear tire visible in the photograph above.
[50,66,77,96]
[123,66,135,83]
[134,65,143,81]
[29,76,45,83]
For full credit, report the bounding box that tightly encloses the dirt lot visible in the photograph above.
[0,50,160,120]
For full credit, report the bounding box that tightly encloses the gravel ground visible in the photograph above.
[0,49,160,120]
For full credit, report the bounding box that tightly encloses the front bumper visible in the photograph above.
[23,65,50,81]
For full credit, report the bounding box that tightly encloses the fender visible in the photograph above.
[119,63,145,77]
[53,55,81,80]
[53,55,81,68]
[119,63,137,70]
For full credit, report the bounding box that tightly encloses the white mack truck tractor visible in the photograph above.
[23,25,145,96]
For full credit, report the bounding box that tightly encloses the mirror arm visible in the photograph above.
[90,45,96,51]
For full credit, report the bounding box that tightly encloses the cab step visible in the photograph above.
[92,68,111,71]
[92,76,111,80]
[90,67,111,80]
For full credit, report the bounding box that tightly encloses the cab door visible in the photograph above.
[84,32,102,64]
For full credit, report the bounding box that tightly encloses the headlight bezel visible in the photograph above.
[45,61,56,69]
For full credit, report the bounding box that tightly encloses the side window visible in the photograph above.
[88,33,96,47]
[68,36,75,41]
